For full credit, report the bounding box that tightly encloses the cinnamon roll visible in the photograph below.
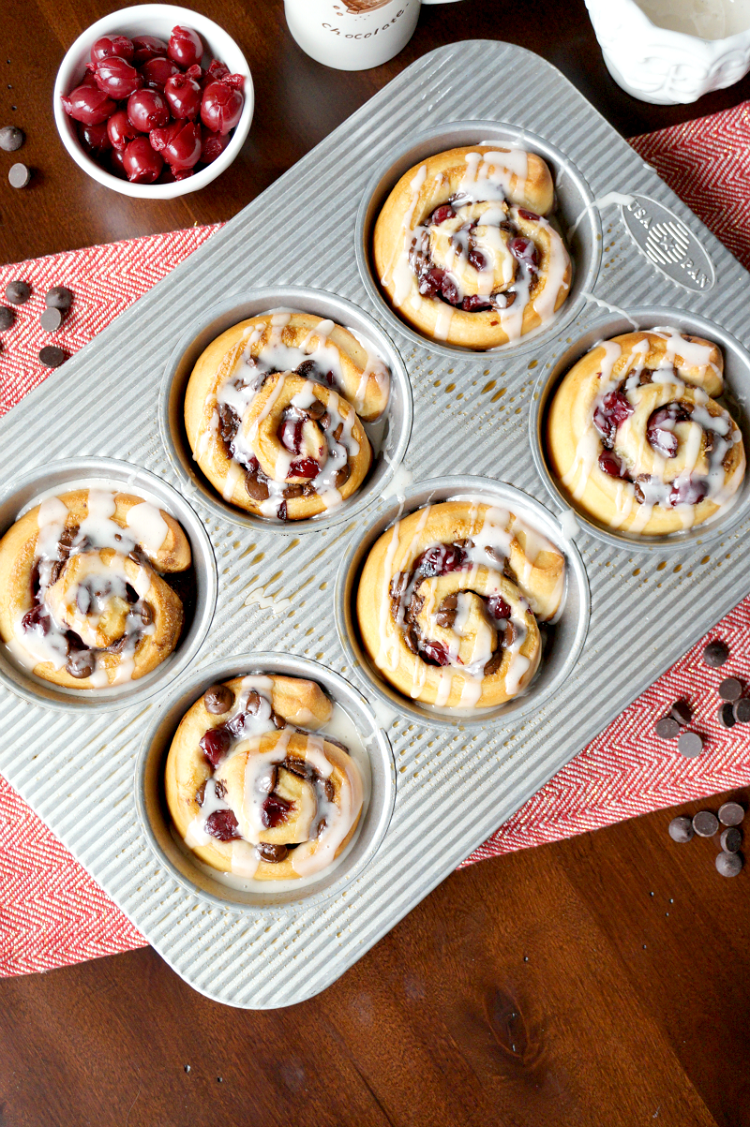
[165,674,364,881]
[184,311,390,520]
[547,329,746,536]
[0,489,192,688]
[357,500,566,709]
[373,146,571,349]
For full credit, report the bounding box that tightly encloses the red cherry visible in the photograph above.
[200,58,229,88]
[164,72,202,119]
[127,88,170,132]
[109,147,127,179]
[107,109,140,150]
[91,35,134,65]
[168,26,204,69]
[94,56,143,99]
[140,56,181,89]
[160,163,195,183]
[61,85,117,125]
[131,35,168,65]
[200,75,245,135]
[80,65,99,88]
[122,136,163,183]
[78,120,112,156]
[201,126,231,164]
[288,458,320,480]
[150,119,202,169]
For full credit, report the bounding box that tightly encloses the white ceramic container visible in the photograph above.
[585,0,750,104]
[53,4,254,199]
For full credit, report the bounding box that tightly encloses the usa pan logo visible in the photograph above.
[621,194,716,294]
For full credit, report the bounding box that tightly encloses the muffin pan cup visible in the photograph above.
[336,476,590,730]
[160,286,413,532]
[0,458,217,711]
[355,118,602,362]
[529,308,750,553]
[135,652,396,914]
[1,41,750,1007]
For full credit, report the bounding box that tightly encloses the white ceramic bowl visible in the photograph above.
[585,0,750,104]
[53,4,254,199]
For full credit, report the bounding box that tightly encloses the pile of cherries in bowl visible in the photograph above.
[60,26,245,184]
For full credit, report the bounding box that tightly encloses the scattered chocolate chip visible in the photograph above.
[255,842,288,863]
[703,640,729,668]
[693,810,719,837]
[678,731,704,758]
[718,702,736,729]
[305,398,326,421]
[324,778,335,802]
[203,683,234,715]
[734,699,750,724]
[656,716,680,740]
[272,711,286,730]
[45,285,74,312]
[284,755,308,778]
[139,603,153,626]
[0,306,14,332]
[718,801,744,827]
[719,677,743,702]
[0,125,24,151]
[484,650,504,675]
[40,307,62,333]
[720,827,742,853]
[38,345,67,368]
[5,279,30,305]
[670,700,692,726]
[668,815,694,843]
[333,464,351,489]
[8,162,30,189]
[715,851,743,877]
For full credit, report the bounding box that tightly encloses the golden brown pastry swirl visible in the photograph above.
[185,312,390,520]
[357,501,566,709]
[0,489,191,688]
[166,674,364,882]
[374,146,571,349]
[547,330,746,536]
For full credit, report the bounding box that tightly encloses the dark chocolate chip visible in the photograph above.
[718,801,744,826]
[720,826,742,853]
[734,699,750,724]
[703,640,729,668]
[716,851,743,877]
[66,650,95,679]
[719,677,743,702]
[139,602,153,626]
[5,279,30,305]
[333,464,351,489]
[305,399,326,421]
[8,162,30,189]
[656,716,680,740]
[255,842,288,864]
[0,125,24,152]
[203,683,234,715]
[718,702,736,729]
[0,306,14,332]
[38,345,66,368]
[670,700,692,727]
[284,755,308,778]
[272,711,286,730]
[484,650,504,676]
[668,815,694,843]
[693,810,719,837]
[45,286,74,312]
[678,731,704,758]
[40,307,62,333]
[245,470,269,501]
[324,778,335,802]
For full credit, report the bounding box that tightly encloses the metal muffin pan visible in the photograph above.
[336,475,590,730]
[160,286,413,533]
[0,458,217,711]
[1,40,750,1007]
[355,118,602,362]
[136,651,395,914]
[529,308,750,553]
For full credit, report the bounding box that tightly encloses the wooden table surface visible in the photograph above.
[2,2,750,1124]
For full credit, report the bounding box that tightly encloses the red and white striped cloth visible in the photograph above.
[1,102,750,976]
